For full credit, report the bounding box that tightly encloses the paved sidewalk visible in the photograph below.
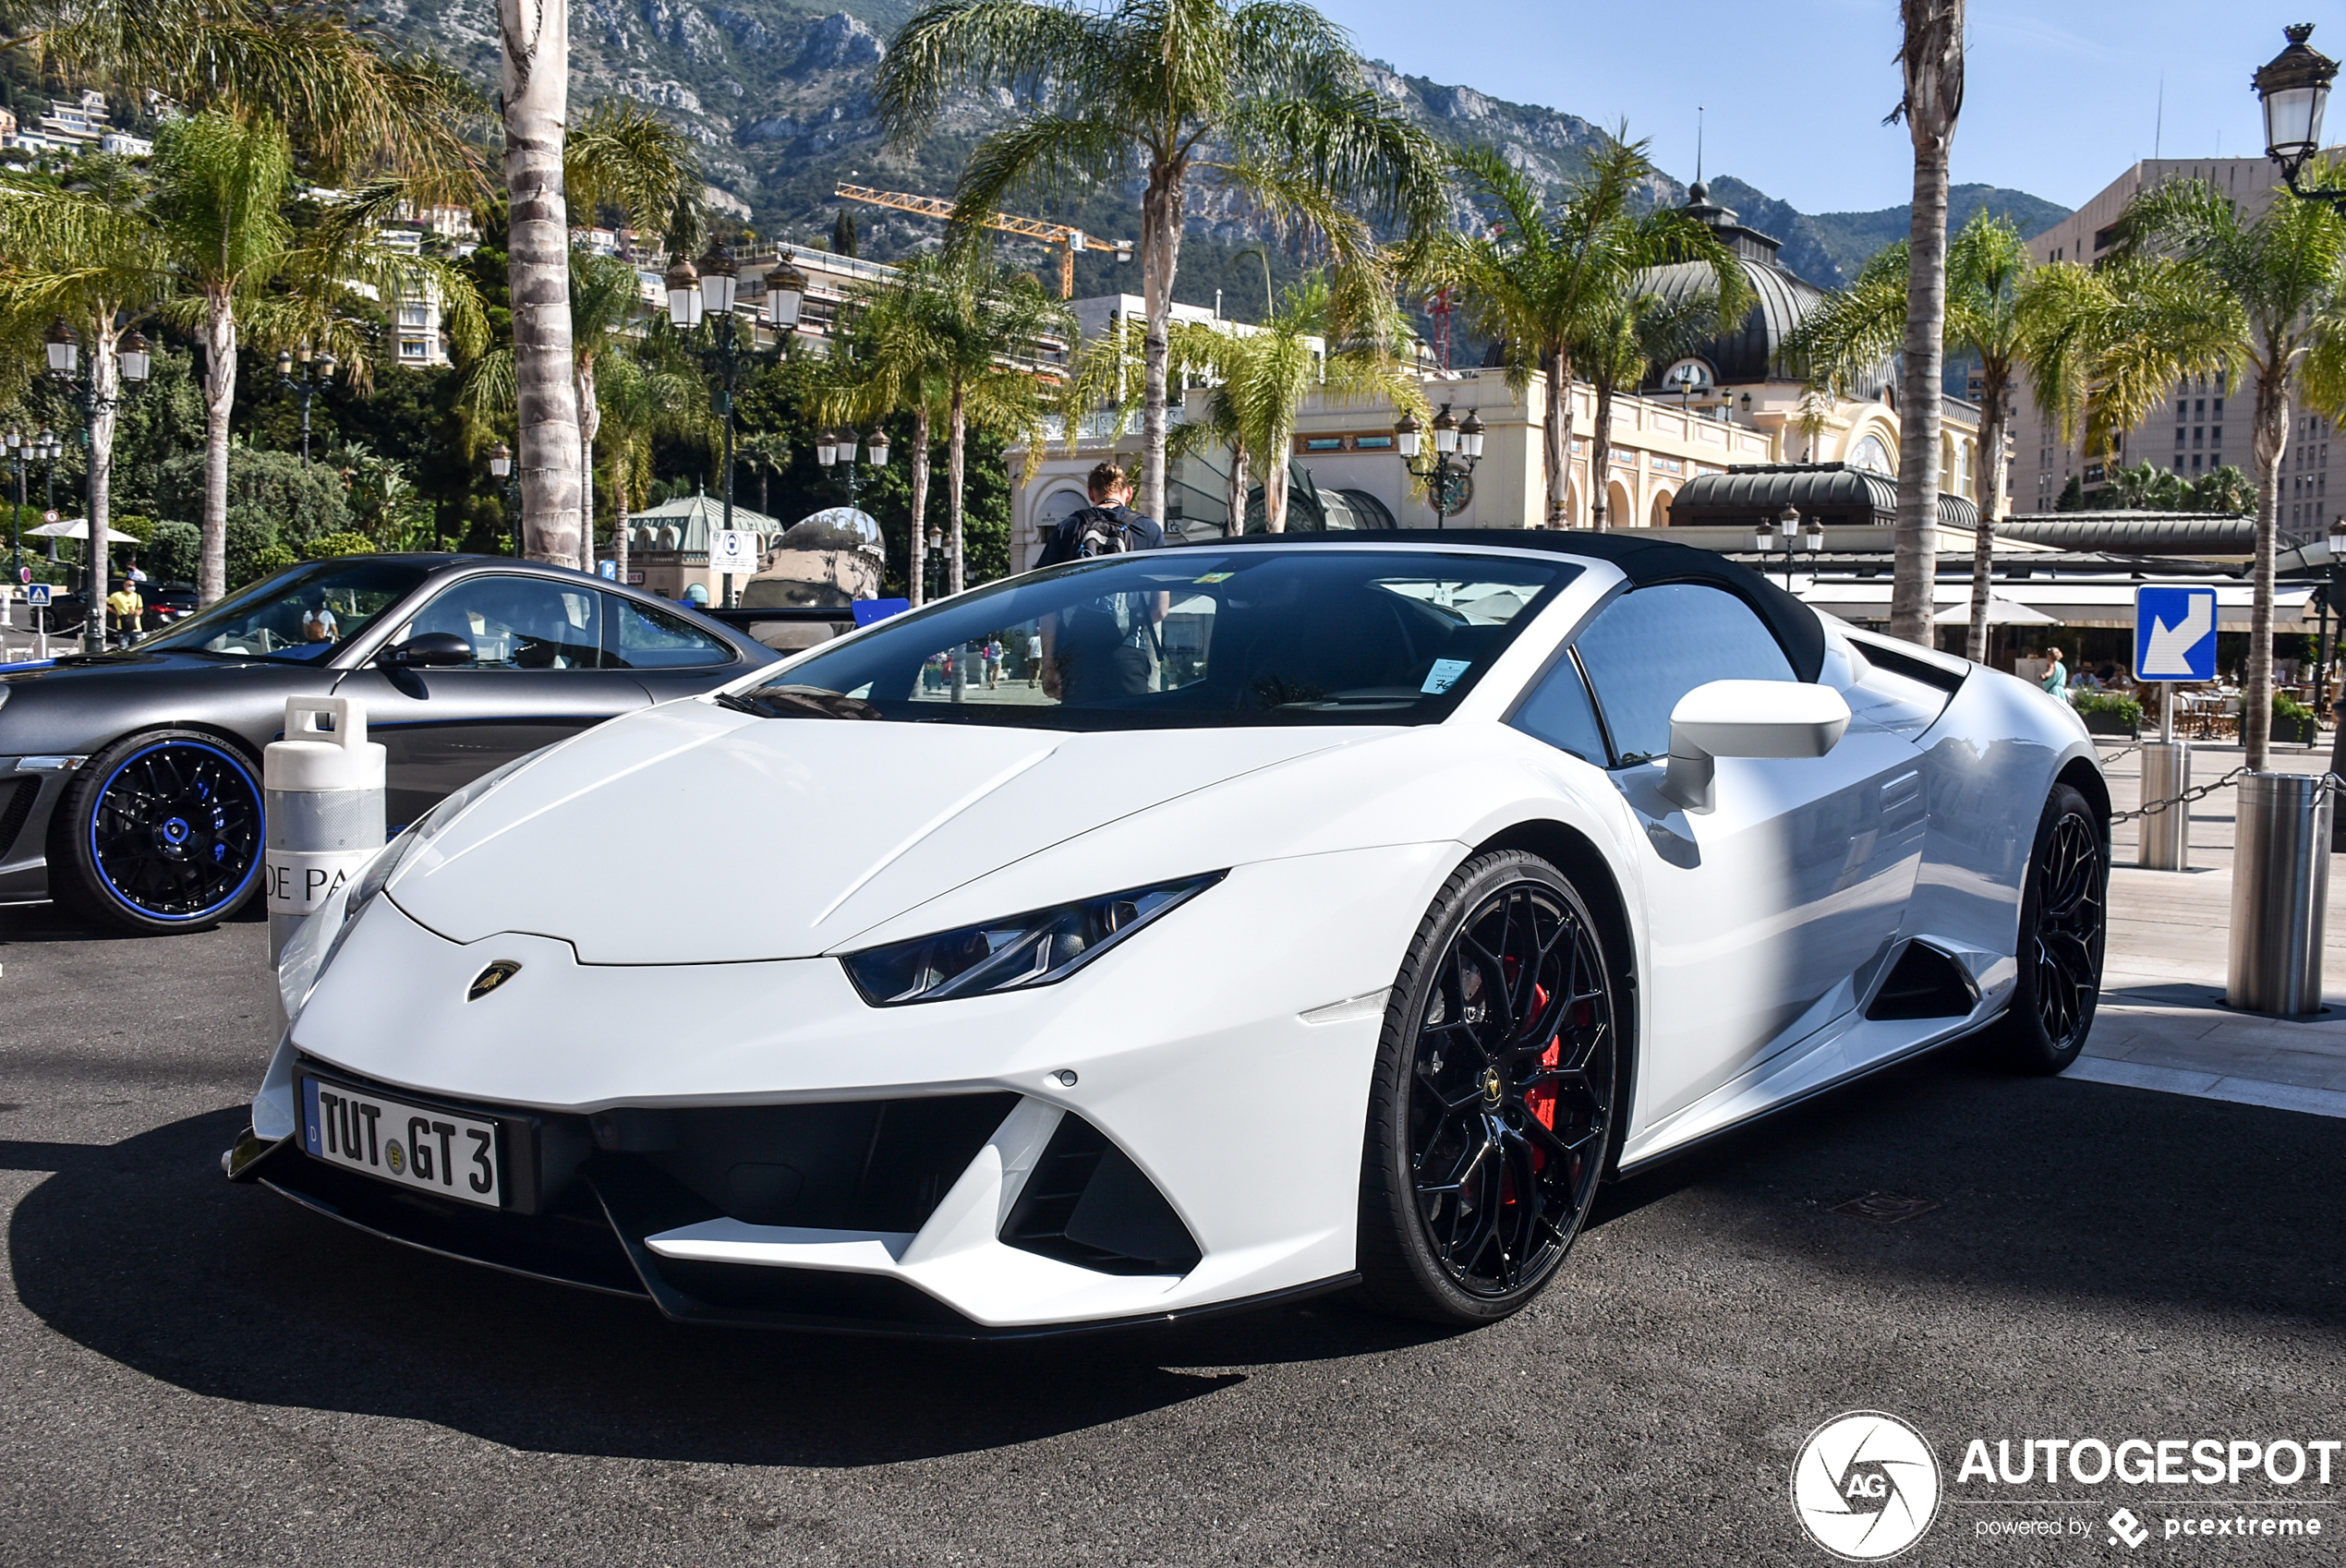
[2073,734,2346,1117]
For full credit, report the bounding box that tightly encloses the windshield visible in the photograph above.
[143,559,431,662]
[753,548,1576,730]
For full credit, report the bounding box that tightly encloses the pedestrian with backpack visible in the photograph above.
[1034,461,1167,701]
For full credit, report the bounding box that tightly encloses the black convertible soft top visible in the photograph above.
[1204,528,1828,682]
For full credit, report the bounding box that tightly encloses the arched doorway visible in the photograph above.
[1604,478,1635,531]
[1648,486,1675,529]
[1025,485,1089,569]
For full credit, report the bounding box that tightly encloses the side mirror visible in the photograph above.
[379,632,474,669]
[1662,679,1851,813]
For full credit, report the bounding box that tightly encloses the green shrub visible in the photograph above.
[110,513,155,546]
[143,521,200,582]
[2073,689,2143,728]
[2275,690,2316,724]
[304,531,376,559]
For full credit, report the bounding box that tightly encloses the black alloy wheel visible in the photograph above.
[1991,782,2107,1074]
[52,729,264,934]
[1359,850,1617,1325]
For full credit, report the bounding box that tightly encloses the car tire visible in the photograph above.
[1989,782,2107,1074]
[1357,850,1619,1327]
[49,729,266,935]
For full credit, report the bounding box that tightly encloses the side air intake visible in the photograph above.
[1865,941,1979,1020]
[1002,1115,1202,1276]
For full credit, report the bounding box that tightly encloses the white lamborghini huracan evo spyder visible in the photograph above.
[227,532,2107,1336]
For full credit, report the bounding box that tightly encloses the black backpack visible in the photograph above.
[1062,505,1140,560]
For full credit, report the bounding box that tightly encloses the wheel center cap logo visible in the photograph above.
[467,959,523,1001]
[1481,1067,1503,1106]
[1791,1411,1941,1560]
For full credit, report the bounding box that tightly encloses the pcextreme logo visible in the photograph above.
[1792,1411,1944,1561]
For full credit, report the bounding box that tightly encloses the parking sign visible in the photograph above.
[709,529,761,577]
[2134,585,2218,681]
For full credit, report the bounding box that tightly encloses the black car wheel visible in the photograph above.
[1990,782,2107,1074]
[51,729,265,934]
[1358,850,1618,1326]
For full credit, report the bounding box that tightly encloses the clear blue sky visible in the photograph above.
[1312,1,2305,215]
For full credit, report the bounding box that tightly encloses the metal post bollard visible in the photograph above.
[2226,772,2333,1017]
[2139,740,2191,869]
[263,696,386,969]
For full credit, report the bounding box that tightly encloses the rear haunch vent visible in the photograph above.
[1865,942,1979,1020]
[1002,1115,1202,1277]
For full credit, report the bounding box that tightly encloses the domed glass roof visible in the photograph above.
[780,507,885,558]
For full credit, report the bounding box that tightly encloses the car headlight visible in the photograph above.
[840,873,1224,1006]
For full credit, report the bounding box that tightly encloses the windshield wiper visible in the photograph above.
[717,684,882,720]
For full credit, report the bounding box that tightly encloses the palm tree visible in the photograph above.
[925,251,1071,593]
[594,346,707,590]
[875,0,1446,530]
[0,153,164,623]
[736,429,792,519]
[826,266,944,602]
[566,250,650,572]
[1578,286,1742,529]
[1887,0,1966,646]
[1171,269,1424,532]
[2029,172,2346,769]
[1787,210,2032,661]
[567,98,701,249]
[1433,132,1747,527]
[496,0,582,570]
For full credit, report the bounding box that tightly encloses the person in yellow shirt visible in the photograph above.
[104,577,142,646]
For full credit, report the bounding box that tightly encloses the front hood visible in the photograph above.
[389,701,1357,962]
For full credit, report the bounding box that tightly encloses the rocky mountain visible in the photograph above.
[370,0,2070,312]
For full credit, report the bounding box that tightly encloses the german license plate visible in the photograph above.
[301,1076,503,1208]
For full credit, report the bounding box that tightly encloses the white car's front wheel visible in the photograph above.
[1357,850,1619,1326]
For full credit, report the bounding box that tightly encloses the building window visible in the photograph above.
[2212,398,2223,417]
[2173,456,2185,473]
[397,305,429,327]
[2210,427,2220,445]
[2193,454,2204,472]
[398,338,429,359]
[2176,427,2187,447]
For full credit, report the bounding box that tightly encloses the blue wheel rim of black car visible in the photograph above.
[87,740,262,921]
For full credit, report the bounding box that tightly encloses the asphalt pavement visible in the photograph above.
[4,901,2344,1567]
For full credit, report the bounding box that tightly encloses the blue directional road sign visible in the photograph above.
[25,583,50,607]
[2134,585,2218,681]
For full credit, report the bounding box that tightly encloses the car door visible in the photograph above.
[1512,582,1929,1130]
[333,573,655,827]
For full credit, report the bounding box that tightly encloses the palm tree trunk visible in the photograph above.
[1224,442,1249,537]
[613,445,629,587]
[1590,378,1615,529]
[500,0,583,569]
[1263,452,1290,533]
[908,407,931,602]
[1542,346,1573,527]
[2246,370,2289,771]
[1966,371,2006,662]
[576,360,599,573]
[84,314,120,648]
[198,289,236,604]
[948,386,966,595]
[1138,161,1185,528]
[1893,0,1963,648]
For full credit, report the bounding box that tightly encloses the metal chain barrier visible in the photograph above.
[2110,765,2254,824]
[2095,741,2144,767]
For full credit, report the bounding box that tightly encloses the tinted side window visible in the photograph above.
[1573,583,1796,764]
[1511,650,1609,764]
[603,594,733,669]
[392,575,601,669]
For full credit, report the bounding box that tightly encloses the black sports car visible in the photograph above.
[0,554,775,933]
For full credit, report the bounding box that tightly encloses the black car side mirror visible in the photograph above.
[379,632,475,669]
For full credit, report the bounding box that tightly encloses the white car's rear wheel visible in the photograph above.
[1358,850,1617,1326]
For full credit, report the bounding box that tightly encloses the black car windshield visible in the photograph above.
[143,559,431,662]
[751,548,1577,730]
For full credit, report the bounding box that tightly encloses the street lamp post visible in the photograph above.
[34,429,60,558]
[1396,403,1483,527]
[487,441,518,552]
[925,525,943,604]
[816,424,890,510]
[2256,25,2342,203]
[275,344,337,468]
[668,240,809,609]
[47,319,151,651]
[6,428,25,586]
[1752,504,1822,592]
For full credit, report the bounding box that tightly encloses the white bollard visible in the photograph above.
[263,696,386,969]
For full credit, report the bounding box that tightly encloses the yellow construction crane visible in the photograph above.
[834,182,1131,298]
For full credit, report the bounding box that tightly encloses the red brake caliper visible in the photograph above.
[1524,983,1561,1169]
